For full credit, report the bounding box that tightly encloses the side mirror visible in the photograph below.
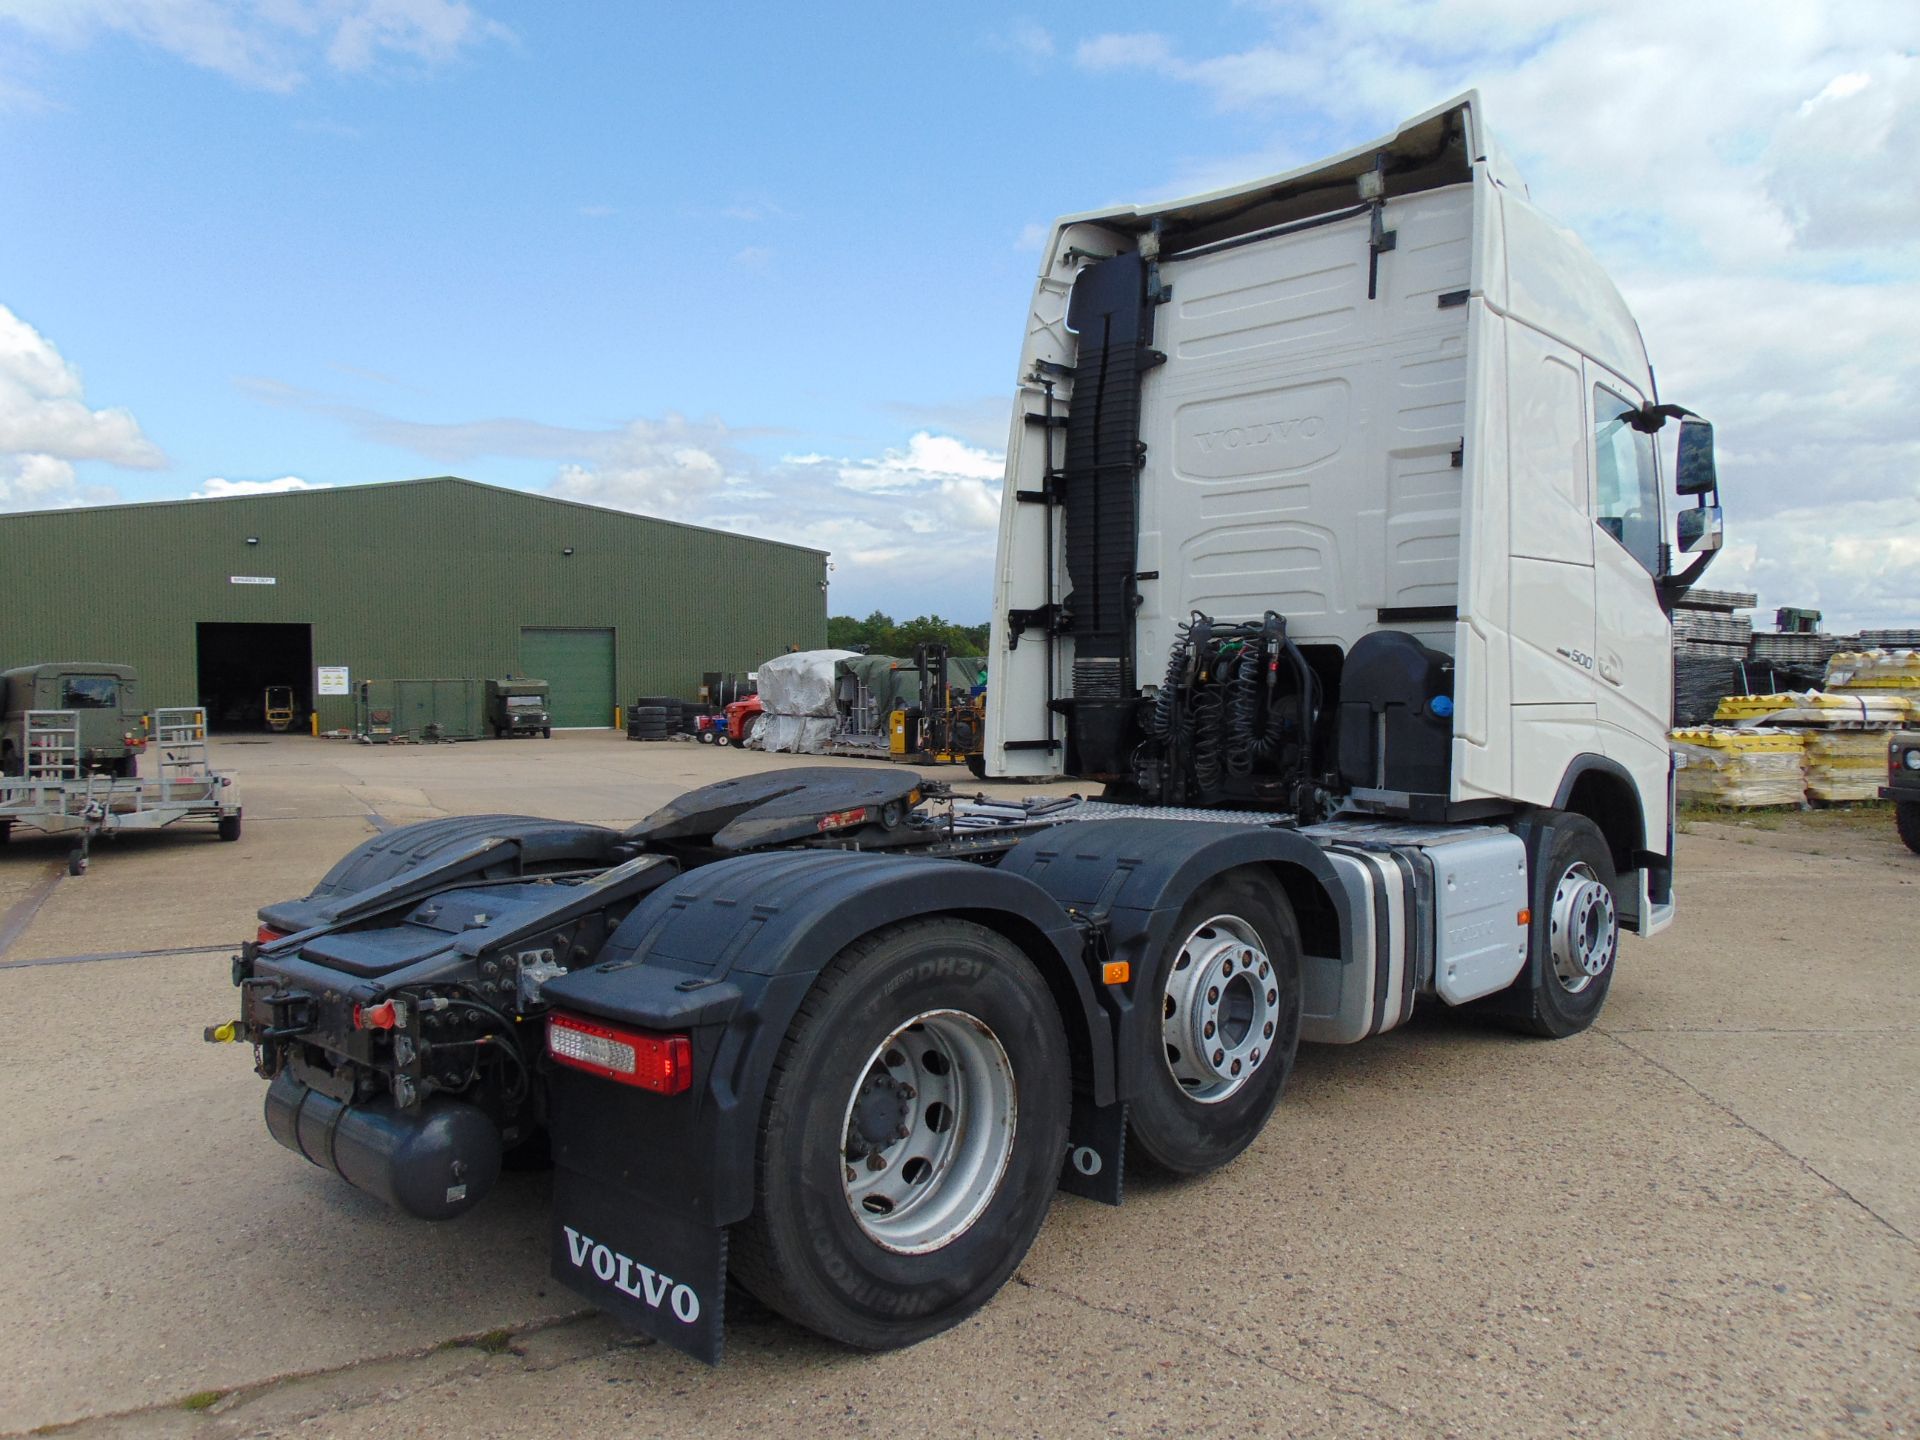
[1675,417,1717,495]
[1678,504,1723,554]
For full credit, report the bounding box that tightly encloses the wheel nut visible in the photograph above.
[1207,987,1220,1003]
[1263,1021,1274,1038]
[1222,959,1233,975]
[866,1154,887,1172]
[896,1084,915,1100]
[896,1125,911,1140]
[1204,1021,1215,1038]
[1230,1060,1242,1075]
[1212,1049,1224,1065]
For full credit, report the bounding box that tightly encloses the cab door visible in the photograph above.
[1586,371,1673,811]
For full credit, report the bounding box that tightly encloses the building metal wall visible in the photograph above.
[0,477,827,731]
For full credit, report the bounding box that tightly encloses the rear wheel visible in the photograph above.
[1128,873,1303,1176]
[217,812,243,842]
[1501,816,1618,1037]
[1898,801,1920,855]
[731,918,1069,1350]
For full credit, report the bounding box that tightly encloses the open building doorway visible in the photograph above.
[196,622,313,733]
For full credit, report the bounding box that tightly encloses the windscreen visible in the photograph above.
[507,695,544,710]
[61,676,120,709]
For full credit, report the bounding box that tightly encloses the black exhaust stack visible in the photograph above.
[1058,248,1159,779]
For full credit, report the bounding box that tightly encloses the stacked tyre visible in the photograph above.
[627,704,672,742]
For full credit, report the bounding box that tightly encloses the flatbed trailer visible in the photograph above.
[0,708,241,873]
[208,92,1728,1364]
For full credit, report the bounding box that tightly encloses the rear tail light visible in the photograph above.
[547,1012,692,1094]
[256,925,287,945]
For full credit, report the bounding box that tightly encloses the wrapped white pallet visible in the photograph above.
[1804,730,1889,803]
[748,649,858,753]
[1670,728,1806,808]
[1714,690,1914,727]
[1825,649,1920,704]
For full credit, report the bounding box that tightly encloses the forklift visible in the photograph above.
[887,643,985,770]
[263,686,295,733]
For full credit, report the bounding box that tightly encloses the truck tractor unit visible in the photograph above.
[487,677,552,738]
[210,94,1725,1365]
[1,662,147,778]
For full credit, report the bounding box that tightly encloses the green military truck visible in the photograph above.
[487,677,551,738]
[0,662,147,778]
[1885,730,1920,854]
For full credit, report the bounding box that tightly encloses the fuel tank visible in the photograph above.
[264,1072,502,1220]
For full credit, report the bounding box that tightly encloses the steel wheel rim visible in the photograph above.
[839,1008,1017,1254]
[1160,913,1279,1104]
[1549,861,1616,994]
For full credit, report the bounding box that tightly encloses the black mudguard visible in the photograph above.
[260,814,623,933]
[537,848,1116,1362]
[995,818,1358,1094]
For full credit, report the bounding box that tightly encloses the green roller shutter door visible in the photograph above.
[520,627,615,728]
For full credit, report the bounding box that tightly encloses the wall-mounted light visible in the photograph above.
[245,536,260,545]
[561,546,575,557]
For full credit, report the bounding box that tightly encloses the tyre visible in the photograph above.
[730,918,1070,1351]
[542,728,551,739]
[714,733,730,747]
[1897,801,1920,855]
[218,812,243,842]
[67,851,87,876]
[965,754,987,780]
[1127,872,1303,1176]
[1500,816,1619,1037]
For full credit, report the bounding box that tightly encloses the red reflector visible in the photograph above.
[816,805,872,832]
[354,1000,399,1031]
[256,925,287,945]
[547,1012,692,1094]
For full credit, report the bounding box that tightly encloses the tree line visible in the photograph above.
[827,611,991,657]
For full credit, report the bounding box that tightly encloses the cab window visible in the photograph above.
[1592,386,1662,575]
[62,676,120,709]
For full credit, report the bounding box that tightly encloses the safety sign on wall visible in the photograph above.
[317,666,350,696]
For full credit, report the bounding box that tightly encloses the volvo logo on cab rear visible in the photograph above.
[1175,379,1348,479]
[563,1226,701,1324]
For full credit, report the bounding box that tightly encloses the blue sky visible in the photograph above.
[2,2,1916,628]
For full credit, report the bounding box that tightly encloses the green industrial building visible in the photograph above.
[0,477,827,732]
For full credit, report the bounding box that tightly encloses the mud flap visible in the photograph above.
[550,1167,729,1364]
[1059,1094,1126,1205]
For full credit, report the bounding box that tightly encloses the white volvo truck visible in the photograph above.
[214,92,1723,1363]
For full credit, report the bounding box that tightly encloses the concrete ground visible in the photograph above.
[0,732,1913,1438]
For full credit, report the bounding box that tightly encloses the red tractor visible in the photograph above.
[695,696,763,746]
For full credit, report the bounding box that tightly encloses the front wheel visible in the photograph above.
[730,918,1069,1351]
[1897,801,1920,856]
[1127,873,1303,1176]
[1500,816,1619,1037]
[217,813,243,842]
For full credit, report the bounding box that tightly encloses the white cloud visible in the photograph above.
[192,475,325,497]
[0,303,163,511]
[992,19,1055,66]
[0,0,508,92]
[1068,0,1920,630]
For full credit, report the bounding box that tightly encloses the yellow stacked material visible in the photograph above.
[1670,728,1807,807]
[1825,649,1920,703]
[1714,693,1793,722]
[1804,730,1890,802]
[1714,689,1915,727]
